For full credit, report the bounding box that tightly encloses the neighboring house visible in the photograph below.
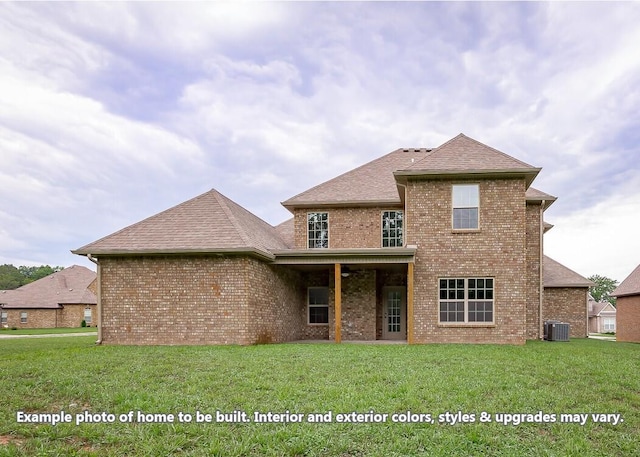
[0,266,97,329]
[543,256,593,338]
[73,133,592,345]
[588,295,617,334]
[612,264,640,343]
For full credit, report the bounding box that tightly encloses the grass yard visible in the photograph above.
[0,337,638,456]
[0,328,96,336]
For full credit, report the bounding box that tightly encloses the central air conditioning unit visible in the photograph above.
[544,321,570,342]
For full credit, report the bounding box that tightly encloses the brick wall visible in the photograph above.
[247,261,306,343]
[99,256,252,345]
[525,203,542,339]
[2,309,57,328]
[293,206,404,249]
[303,270,331,340]
[615,295,640,342]
[406,178,528,344]
[58,304,96,328]
[542,287,588,337]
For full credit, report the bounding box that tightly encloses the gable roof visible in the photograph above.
[73,189,289,260]
[588,298,616,317]
[543,256,594,288]
[525,187,557,209]
[394,134,541,187]
[0,265,96,309]
[612,264,640,297]
[282,148,432,209]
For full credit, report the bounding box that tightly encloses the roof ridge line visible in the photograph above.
[281,148,407,206]
[211,190,254,248]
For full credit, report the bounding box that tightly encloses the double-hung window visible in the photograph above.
[452,184,479,229]
[382,211,403,247]
[308,213,329,248]
[1,311,6,324]
[20,312,27,324]
[439,278,494,323]
[84,308,92,325]
[308,287,329,325]
[603,317,615,332]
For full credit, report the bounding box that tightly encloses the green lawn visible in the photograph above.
[0,338,638,456]
[0,327,96,336]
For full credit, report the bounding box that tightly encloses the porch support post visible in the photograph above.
[407,262,415,344]
[334,263,342,343]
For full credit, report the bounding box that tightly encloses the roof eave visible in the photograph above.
[544,282,594,288]
[281,199,402,211]
[394,168,541,187]
[272,246,417,265]
[72,247,275,262]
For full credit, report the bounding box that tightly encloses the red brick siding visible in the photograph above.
[406,178,528,344]
[2,309,57,328]
[247,261,306,343]
[329,269,377,341]
[293,206,403,249]
[542,287,588,338]
[525,203,542,339]
[99,256,251,345]
[58,304,96,328]
[616,295,640,342]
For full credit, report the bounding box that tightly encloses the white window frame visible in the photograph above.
[382,210,403,247]
[603,317,615,332]
[1,311,7,324]
[439,278,494,324]
[452,184,480,230]
[84,308,92,324]
[20,312,27,324]
[307,213,329,249]
[307,287,329,325]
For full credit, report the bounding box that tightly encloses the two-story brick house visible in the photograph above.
[73,134,591,345]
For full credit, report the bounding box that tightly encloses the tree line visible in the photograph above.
[0,264,64,290]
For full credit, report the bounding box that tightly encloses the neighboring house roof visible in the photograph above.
[0,265,96,309]
[395,134,542,187]
[543,256,594,288]
[588,298,616,317]
[612,264,640,297]
[73,189,289,260]
[282,148,433,209]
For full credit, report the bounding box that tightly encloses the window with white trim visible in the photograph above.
[1,311,6,324]
[439,278,494,323]
[382,211,403,247]
[453,184,479,229]
[20,312,27,324]
[308,287,329,325]
[308,213,329,249]
[84,308,92,324]
[603,317,615,332]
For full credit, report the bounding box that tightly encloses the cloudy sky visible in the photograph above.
[1,2,639,283]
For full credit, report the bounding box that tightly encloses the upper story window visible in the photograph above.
[382,211,403,247]
[452,184,479,230]
[308,212,329,248]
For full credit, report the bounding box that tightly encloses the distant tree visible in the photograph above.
[0,264,24,290]
[0,265,64,290]
[18,265,64,284]
[588,274,618,307]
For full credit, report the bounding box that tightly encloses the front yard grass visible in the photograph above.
[0,337,638,456]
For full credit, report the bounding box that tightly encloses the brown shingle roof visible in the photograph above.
[395,134,541,187]
[282,148,433,209]
[543,256,594,288]
[612,264,640,297]
[275,218,295,249]
[73,189,289,259]
[0,265,96,309]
